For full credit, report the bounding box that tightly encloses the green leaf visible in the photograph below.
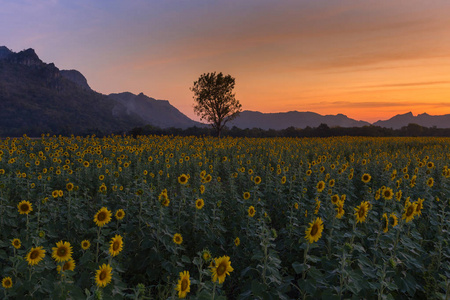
[292,261,307,274]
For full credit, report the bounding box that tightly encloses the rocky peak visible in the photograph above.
[60,69,91,90]
[0,46,12,59]
[7,48,43,66]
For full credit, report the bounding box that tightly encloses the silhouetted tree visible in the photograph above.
[191,72,242,137]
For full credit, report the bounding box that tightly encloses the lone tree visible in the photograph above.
[191,72,242,137]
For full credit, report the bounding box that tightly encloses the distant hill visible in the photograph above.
[0,47,143,136]
[228,111,370,130]
[60,69,91,90]
[373,112,450,129]
[108,92,202,129]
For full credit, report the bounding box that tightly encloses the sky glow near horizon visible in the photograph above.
[2,0,450,123]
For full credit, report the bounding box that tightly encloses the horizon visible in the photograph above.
[2,0,450,124]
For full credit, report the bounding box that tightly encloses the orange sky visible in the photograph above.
[2,0,450,123]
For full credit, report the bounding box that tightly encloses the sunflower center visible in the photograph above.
[99,270,107,281]
[310,224,319,236]
[57,247,67,257]
[113,241,120,251]
[181,279,188,291]
[63,262,70,271]
[97,212,106,221]
[14,241,19,246]
[407,206,414,216]
[358,208,365,218]
[20,204,29,211]
[30,250,39,259]
[217,263,226,276]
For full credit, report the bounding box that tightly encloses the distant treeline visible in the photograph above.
[128,123,450,138]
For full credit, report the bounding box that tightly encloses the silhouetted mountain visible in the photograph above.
[61,69,91,90]
[373,112,450,129]
[108,92,202,129]
[228,111,370,130]
[0,46,12,59]
[0,47,143,136]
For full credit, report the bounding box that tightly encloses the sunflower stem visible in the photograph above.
[96,226,101,263]
[212,282,217,300]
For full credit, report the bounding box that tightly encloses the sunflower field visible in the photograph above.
[0,135,449,299]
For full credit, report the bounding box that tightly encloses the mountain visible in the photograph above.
[373,112,450,129]
[60,69,91,90]
[228,110,370,130]
[108,92,202,129]
[0,47,143,136]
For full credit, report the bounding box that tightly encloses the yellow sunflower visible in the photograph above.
[426,177,434,188]
[402,202,417,223]
[195,198,204,210]
[175,271,190,298]
[234,237,240,247]
[26,246,46,266]
[173,233,183,245]
[94,207,112,227]
[243,192,250,200]
[109,235,124,257]
[389,213,398,227]
[281,176,286,184]
[305,217,324,243]
[331,194,339,205]
[254,176,261,185]
[199,185,205,194]
[335,200,345,219]
[66,182,74,191]
[52,241,73,262]
[316,181,325,192]
[211,256,234,284]
[202,249,212,262]
[81,240,91,250]
[178,174,188,185]
[17,200,33,215]
[328,179,335,187]
[115,209,125,220]
[11,238,21,249]
[248,206,256,217]
[95,264,112,287]
[382,213,389,233]
[61,259,76,272]
[361,173,371,183]
[415,198,424,216]
[382,187,394,200]
[354,201,369,223]
[2,277,12,289]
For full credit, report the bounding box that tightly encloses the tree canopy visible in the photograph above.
[191,72,242,137]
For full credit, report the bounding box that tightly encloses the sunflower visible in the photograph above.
[382,187,393,200]
[354,201,369,223]
[331,194,339,205]
[294,202,299,210]
[211,256,234,284]
[199,185,205,194]
[361,173,371,183]
[178,174,188,185]
[66,182,74,191]
[11,238,21,249]
[402,202,417,223]
[335,200,345,219]
[26,246,46,266]
[248,206,256,217]
[328,179,335,187]
[395,190,402,201]
[426,177,434,188]
[173,233,183,245]
[109,235,124,257]
[316,181,325,192]
[52,190,59,198]
[2,277,12,289]
[17,200,33,215]
[305,217,324,243]
[115,209,125,220]
[281,176,286,184]
[52,241,73,262]
[427,161,434,169]
[95,264,113,287]
[61,259,76,272]
[195,198,204,210]
[175,271,190,298]
[234,237,240,247]
[81,240,91,250]
[202,249,212,262]
[389,213,398,227]
[254,176,261,185]
[243,192,250,200]
[382,213,389,233]
[94,207,112,227]
[415,198,424,216]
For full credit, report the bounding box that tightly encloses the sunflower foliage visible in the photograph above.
[0,135,449,299]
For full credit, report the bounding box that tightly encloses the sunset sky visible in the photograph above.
[2,0,450,123]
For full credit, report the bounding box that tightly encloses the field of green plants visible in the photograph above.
[0,135,449,299]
